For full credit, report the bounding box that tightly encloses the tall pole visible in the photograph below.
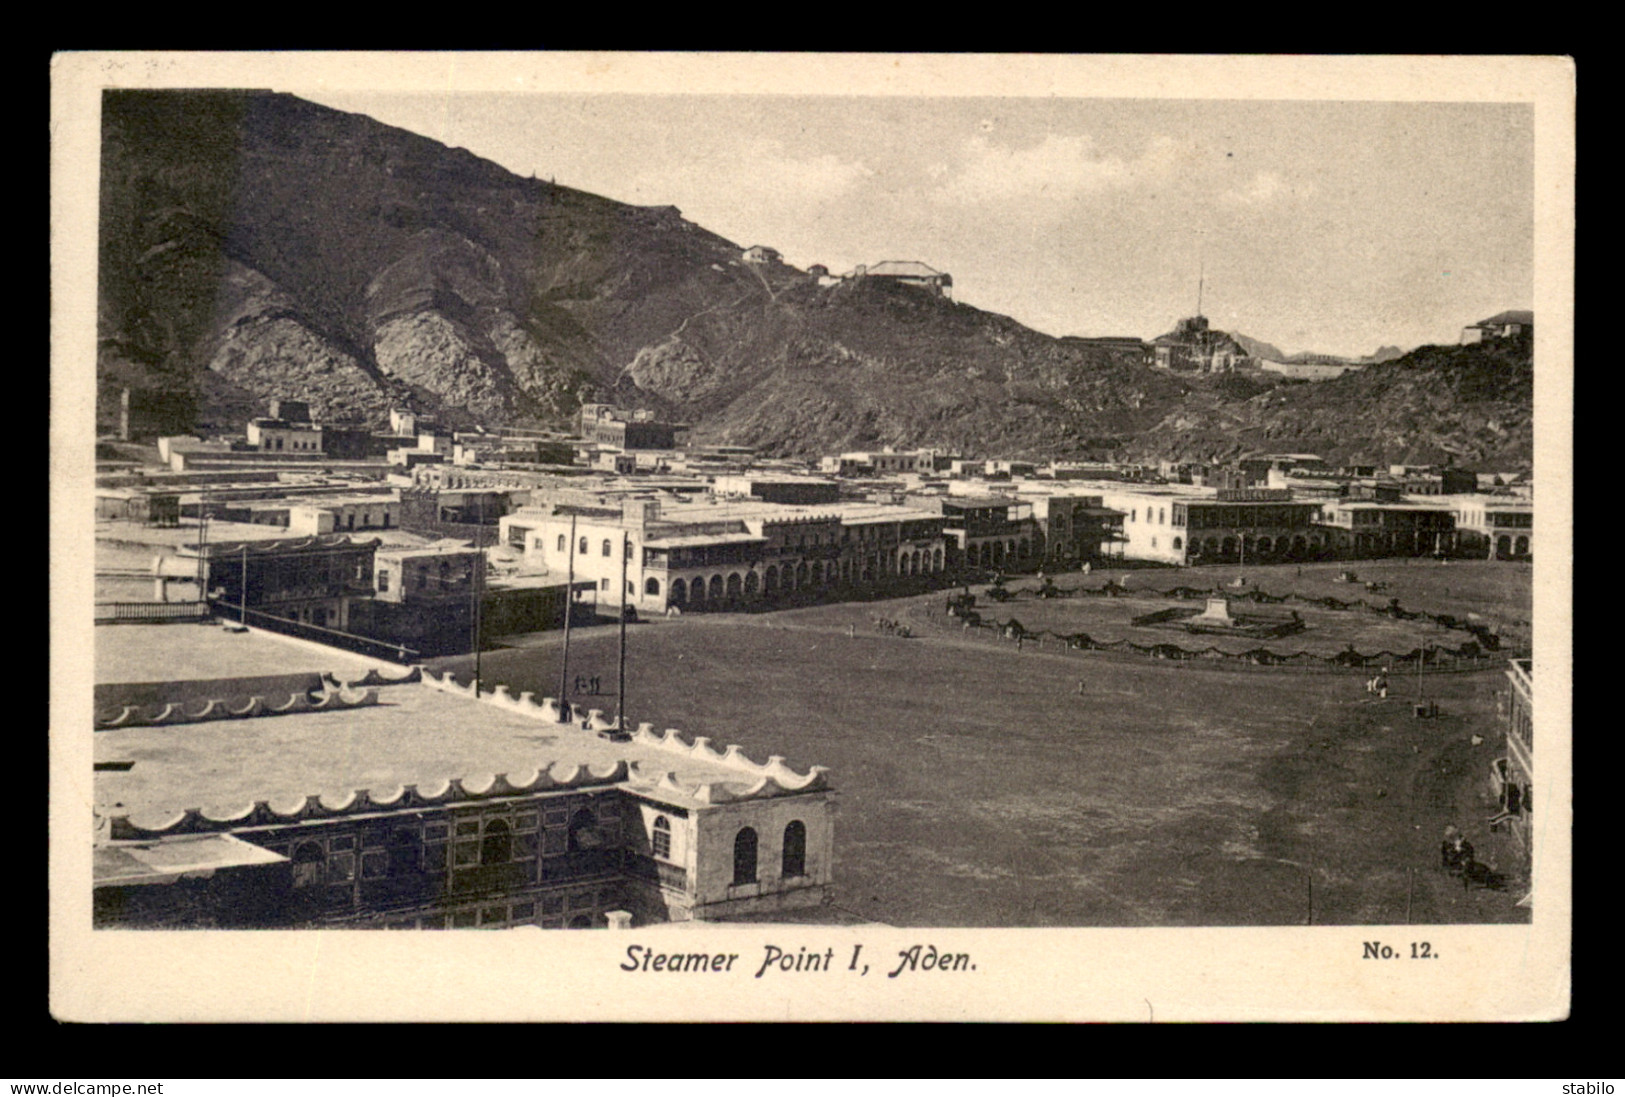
[616,532,629,731]
[239,544,248,624]
[472,493,485,693]
[557,514,577,722]
[196,485,209,604]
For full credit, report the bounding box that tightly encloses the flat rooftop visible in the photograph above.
[96,622,380,687]
[94,680,795,818]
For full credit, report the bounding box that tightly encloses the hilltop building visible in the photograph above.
[1461,310,1533,345]
[1148,315,1252,374]
[844,261,953,299]
[742,245,781,264]
[1257,359,1358,381]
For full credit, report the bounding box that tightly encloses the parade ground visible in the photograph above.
[433,558,1535,927]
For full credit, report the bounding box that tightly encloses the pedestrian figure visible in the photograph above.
[847,624,855,639]
[1077,680,1086,695]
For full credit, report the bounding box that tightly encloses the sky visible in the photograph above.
[305,92,1534,358]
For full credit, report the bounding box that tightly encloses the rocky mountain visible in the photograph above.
[1231,332,1410,367]
[96,90,1534,468]
[1229,333,1287,363]
[1121,336,1534,468]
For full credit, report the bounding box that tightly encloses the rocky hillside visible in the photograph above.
[97,90,1534,467]
[1122,336,1534,468]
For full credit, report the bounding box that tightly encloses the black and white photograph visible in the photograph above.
[51,52,1572,1022]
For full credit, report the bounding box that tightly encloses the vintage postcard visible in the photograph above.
[50,51,1573,1022]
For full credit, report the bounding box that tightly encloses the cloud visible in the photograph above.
[1221,170,1316,207]
[929,133,1189,205]
[627,138,875,210]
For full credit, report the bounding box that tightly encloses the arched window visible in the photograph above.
[708,575,724,600]
[1172,537,1183,551]
[1131,509,1137,522]
[579,537,589,555]
[557,534,566,552]
[1159,508,1166,524]
[732,827,758,885]
[782,820,807,878]
[670,578,686,604]
[568,914,595,929]
[567,808,597,852]
[602,539,613,557]
[652,815,672,860]
[645,576,661,596]
[481,819,512,865]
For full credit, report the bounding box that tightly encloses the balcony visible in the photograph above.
[541,849,621,882]
[627,856,691,893]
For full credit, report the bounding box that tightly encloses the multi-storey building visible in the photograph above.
[1453,498,1534,561]
[1315,499,1458,558]
[1095,486,1325,565]
[932,496,1038,571]
[1016,490,1126,565]
[498,498,952,614]
[92,633,834,930]
[176,534,378,630]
